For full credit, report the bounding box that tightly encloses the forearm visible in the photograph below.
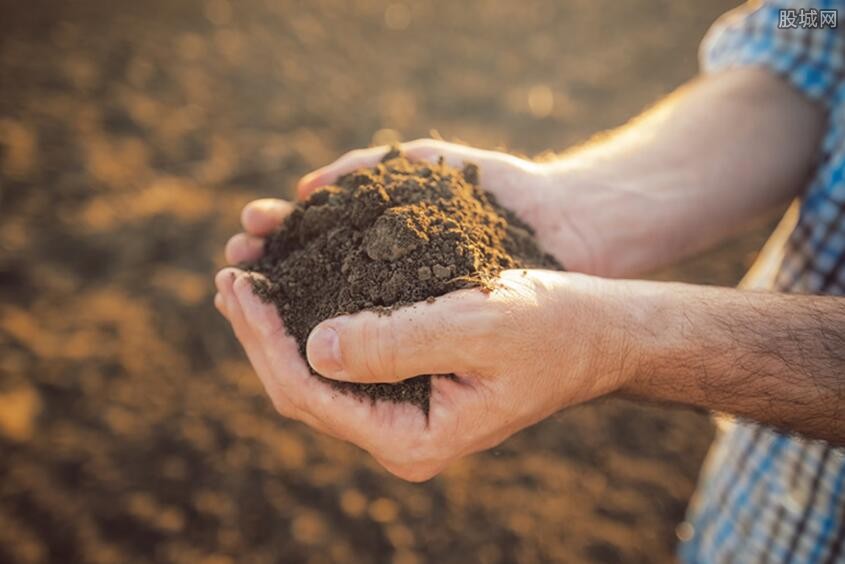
[545,68,824,278]
[617,280,845,445]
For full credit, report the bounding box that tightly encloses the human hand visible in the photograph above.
[224,139,598,272]
[218,193,636,482]
[217,264,633,482]
[298,139,597,273]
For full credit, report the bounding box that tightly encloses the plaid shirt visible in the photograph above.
[679,1,845,562]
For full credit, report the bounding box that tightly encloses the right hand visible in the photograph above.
[295,139,597,273]
[227,139,596,271]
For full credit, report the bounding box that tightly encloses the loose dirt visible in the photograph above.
[247,148,561,412]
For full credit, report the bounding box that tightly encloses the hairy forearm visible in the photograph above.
[618,280,845,445]
[544,68,824,278]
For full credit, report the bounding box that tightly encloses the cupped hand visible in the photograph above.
[299,139,596,273]
[217,267,629,482]
[215,142,628,480]
[226,139,592,270]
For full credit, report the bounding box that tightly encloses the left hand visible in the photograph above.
[217,208,634,481]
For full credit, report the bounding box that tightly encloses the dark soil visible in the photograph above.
[247,148,560,412]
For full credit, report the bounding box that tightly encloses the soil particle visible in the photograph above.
[247,149,561,413]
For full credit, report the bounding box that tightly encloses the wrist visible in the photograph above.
[545,273,648,406]
[613,279,692,400]
[539,155,690,278]
[536,160,622,277]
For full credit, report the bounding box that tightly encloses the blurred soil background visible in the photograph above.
[0,0,771,562]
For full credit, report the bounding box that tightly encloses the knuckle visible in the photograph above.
[356,315,396,379]
[375,316,398,377]
[231,272,252,296]
[439,293,494,365]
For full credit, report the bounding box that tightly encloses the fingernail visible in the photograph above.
[307,325,342,375]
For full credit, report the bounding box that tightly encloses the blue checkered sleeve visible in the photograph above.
[700,0,845,110]
[680,3,845,563]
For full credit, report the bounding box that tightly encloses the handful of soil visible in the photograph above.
[247,147,561,413]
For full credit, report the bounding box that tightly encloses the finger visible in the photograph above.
[218,269,302,419]
[231,274,354,438]
[428,375,513,455]
[231,272,288,341]
[229,273,307,420]
[240,199,294,237]
[402,138,533,175]
[297,146,391,199]
[217,269,271,374]
[214,267,239,298]
[305,287,493,384]
[225,233,265,265]
[296,139,535,200]
[222,269,381,446]
[234,276,439,460]
[214,292,227,319]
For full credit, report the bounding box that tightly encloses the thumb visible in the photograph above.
[306,289,486,383]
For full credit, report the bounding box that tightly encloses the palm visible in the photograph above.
[216,265,552,481]
[295,140,588,271]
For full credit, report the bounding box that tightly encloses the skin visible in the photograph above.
[215,68,845,481]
